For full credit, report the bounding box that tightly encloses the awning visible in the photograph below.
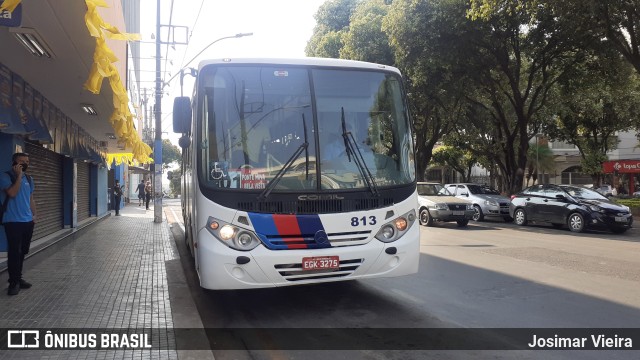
[24,86,53,143]
[129,165,150,174]
[76,143,92,161]
[0,63,28,135]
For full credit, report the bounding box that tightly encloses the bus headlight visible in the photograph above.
[206,217,261,251]
[375,209,416,243]
[219,225,235,240]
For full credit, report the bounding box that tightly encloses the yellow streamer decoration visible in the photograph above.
[106,153,134,166]
[83,0,151,164]
[0,0,21,13]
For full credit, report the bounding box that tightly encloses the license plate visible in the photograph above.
[302,256,339,271]
[453,211,464,216]
[615,216,627,222]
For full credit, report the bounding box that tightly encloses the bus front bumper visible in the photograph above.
[195,223,420,290]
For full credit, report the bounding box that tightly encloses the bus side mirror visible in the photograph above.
[173,97,192,134]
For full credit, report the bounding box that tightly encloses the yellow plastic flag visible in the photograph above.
[0,0,22,13]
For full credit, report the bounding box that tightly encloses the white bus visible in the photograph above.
[173,58,419,289]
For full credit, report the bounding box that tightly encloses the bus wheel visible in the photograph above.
[185,219,195,258]
[419,208,434,227]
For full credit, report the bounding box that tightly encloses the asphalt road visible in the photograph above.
[164,201,640,360]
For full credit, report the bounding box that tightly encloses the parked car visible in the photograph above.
[445,183,512,221]
[510,184,633,233]
[417,182,474,227]
[582,184,613,197]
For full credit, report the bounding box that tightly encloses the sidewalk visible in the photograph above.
[0,204,213,359]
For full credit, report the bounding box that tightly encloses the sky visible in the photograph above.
[136,0,327,147]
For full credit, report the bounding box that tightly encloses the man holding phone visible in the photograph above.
[0,152,37,296]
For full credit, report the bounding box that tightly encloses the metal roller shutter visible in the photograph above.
[25,143,63,240]
[76,162,90,222]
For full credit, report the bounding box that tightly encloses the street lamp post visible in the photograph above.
[153,23,251,223]
[535,133,543,185]
[162,32,253,93]
[536,134,540,184]
[154,0,162,223]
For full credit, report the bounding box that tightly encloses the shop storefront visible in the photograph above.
[602,160,640,195]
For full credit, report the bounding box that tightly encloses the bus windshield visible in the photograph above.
[197,65,415,192]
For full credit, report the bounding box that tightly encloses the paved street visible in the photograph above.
[164,199,640,359]
[0,201,638,359]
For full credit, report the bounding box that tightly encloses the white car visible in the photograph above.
[417,182,474,227]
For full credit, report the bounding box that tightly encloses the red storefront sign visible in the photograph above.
[602,160,640,173]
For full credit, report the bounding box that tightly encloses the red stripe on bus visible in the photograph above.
[272,214,307,249]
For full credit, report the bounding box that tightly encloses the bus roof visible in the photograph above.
[196,57,402,75]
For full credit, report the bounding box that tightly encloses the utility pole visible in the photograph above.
[154,0,163,223]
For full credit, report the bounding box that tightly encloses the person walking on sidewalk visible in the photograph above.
[144,180,152,210]
[1,152,37,296]
[136,179,145,206]
[113,180,123,216]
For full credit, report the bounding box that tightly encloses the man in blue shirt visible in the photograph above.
[1,152,37,295]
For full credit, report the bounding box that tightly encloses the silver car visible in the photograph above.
[445,183,512,221]
[417,182,474,227]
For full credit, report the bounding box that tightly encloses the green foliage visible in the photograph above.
[162,139,181,169]
[305,0,360,57]
[340,0,394,64]
[432,145,477,182]
[613,199,640,214]
[305,0,640,191]
[547,48,640,180]
[525,142,555,185]
[383,0,472,180]
[168,164,182,196]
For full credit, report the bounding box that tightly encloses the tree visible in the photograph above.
[162,139,181,170]
[340,0,394,65]
[466,0,590,194]
[470,0,640,145]
[383,0,472,180]
[525,142,555,186]
[545,48,640,185]
[305,0,360,57]
[167,164,182,196]
[431,145,477,182]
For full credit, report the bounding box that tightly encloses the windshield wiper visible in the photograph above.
[258,115,309,200]
[340,107,379,196]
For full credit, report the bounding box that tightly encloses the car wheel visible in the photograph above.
[472,205,484,221]
[456,219,469,227]
[567,213,585,233]
[610,227,628,234]
[419,208,434,227]
[514,208,527,226]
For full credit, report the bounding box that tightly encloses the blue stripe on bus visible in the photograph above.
[248,213,330,249]
[296,214,324,236]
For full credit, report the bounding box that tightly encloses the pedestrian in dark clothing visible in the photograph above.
[1,152,37,296]
[114,180,123,216]
[145,181,152,210]
[136,179,145,206]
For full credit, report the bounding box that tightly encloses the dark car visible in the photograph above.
[509,184,633,234]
